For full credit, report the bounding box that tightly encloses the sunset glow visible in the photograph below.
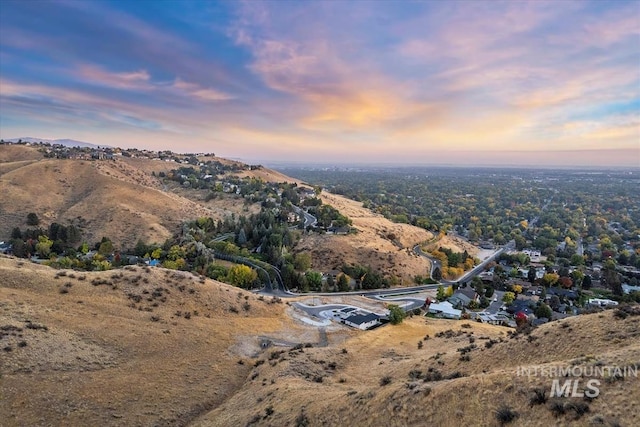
[1,0,638,166]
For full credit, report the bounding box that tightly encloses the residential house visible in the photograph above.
[344,313,380,330]
[587,298,618,308]
[448,288,478,308]
[427,301,462,320]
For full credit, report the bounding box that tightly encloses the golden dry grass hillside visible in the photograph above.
[0,146,265,249]
[1,145,448,282]
[196,309,640,427]
[1,253,638,427]
[295,191,435,283]
[0,255,317,427]
[0,157,218,248]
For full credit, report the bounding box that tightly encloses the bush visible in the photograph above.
[495,405,519,425]
[613,309,628,319]
[548,399,566,417]
[379,376,392,386]
[529,388,547,406]
[565,401,590,419]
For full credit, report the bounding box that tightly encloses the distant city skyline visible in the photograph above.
[1,0,638,167]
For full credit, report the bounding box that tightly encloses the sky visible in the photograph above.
[0,0,639,167]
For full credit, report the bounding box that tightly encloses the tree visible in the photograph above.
[226,264,258,289]
[11,227,22,239]
[294,252,312,271]
[485,286,495,298]
[98,239,114,256]
[305,270,323,291]
[527,266,537,283]
[236,228,247,246]
[571,270,585,287]
[337,273,350,292]
[432,267,442,281]
[388,304,406,325]
[167,245,186,261]
[436,284,445,301]
[502,292,515,305]
[26,212,39,226]
[35,235,53,258]
[559,276,573,289]
[541,272,559,287]
[535,303,552,319]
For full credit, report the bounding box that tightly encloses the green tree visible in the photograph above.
[337,273,350,292]
[226,264,258,289]
[388,304,406,325]
[294,252,312,271]
[570,270,585,287]
[167,245,186,261]
[11,227,22,239]
[305,270,323,291]
[432,267,442,281]
[527,266,537,283]
[26,212,39,226]
[535,303,553,319]
[36,235,53,258]
[98,239,114,256]
[151,248,163,259]
[436,284,445,301]
[502,292,515,305]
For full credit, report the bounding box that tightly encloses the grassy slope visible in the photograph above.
[197,311,640,427]
[0,146,443,282]
[0,255,305,427]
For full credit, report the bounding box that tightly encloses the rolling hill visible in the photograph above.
[0,144,435,281]
[1,254,637,426]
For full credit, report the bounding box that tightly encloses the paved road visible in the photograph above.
[369,295,426,311]
[413,245,506,285]
[293,206,317,228]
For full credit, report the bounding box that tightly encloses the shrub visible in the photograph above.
[529,387,547,406]
[495,405,519,425]
[379,376,392,386]
[565,401,590,419]
[613,309,628,319]
[548,399,566,417]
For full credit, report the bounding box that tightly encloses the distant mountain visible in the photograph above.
[3,137,110,148]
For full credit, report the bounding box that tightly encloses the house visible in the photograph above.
[344,313,380,330]
[622,284,640,294]
[449,288,478,308]
[474,312,510,325]
[0,241,12,254]
[506,299,534,316]
[587,298,618,307]
[427,301,462,320]
[547,287,578,300]
[327,226,350,235]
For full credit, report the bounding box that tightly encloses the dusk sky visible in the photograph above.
[1,0,639,167]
